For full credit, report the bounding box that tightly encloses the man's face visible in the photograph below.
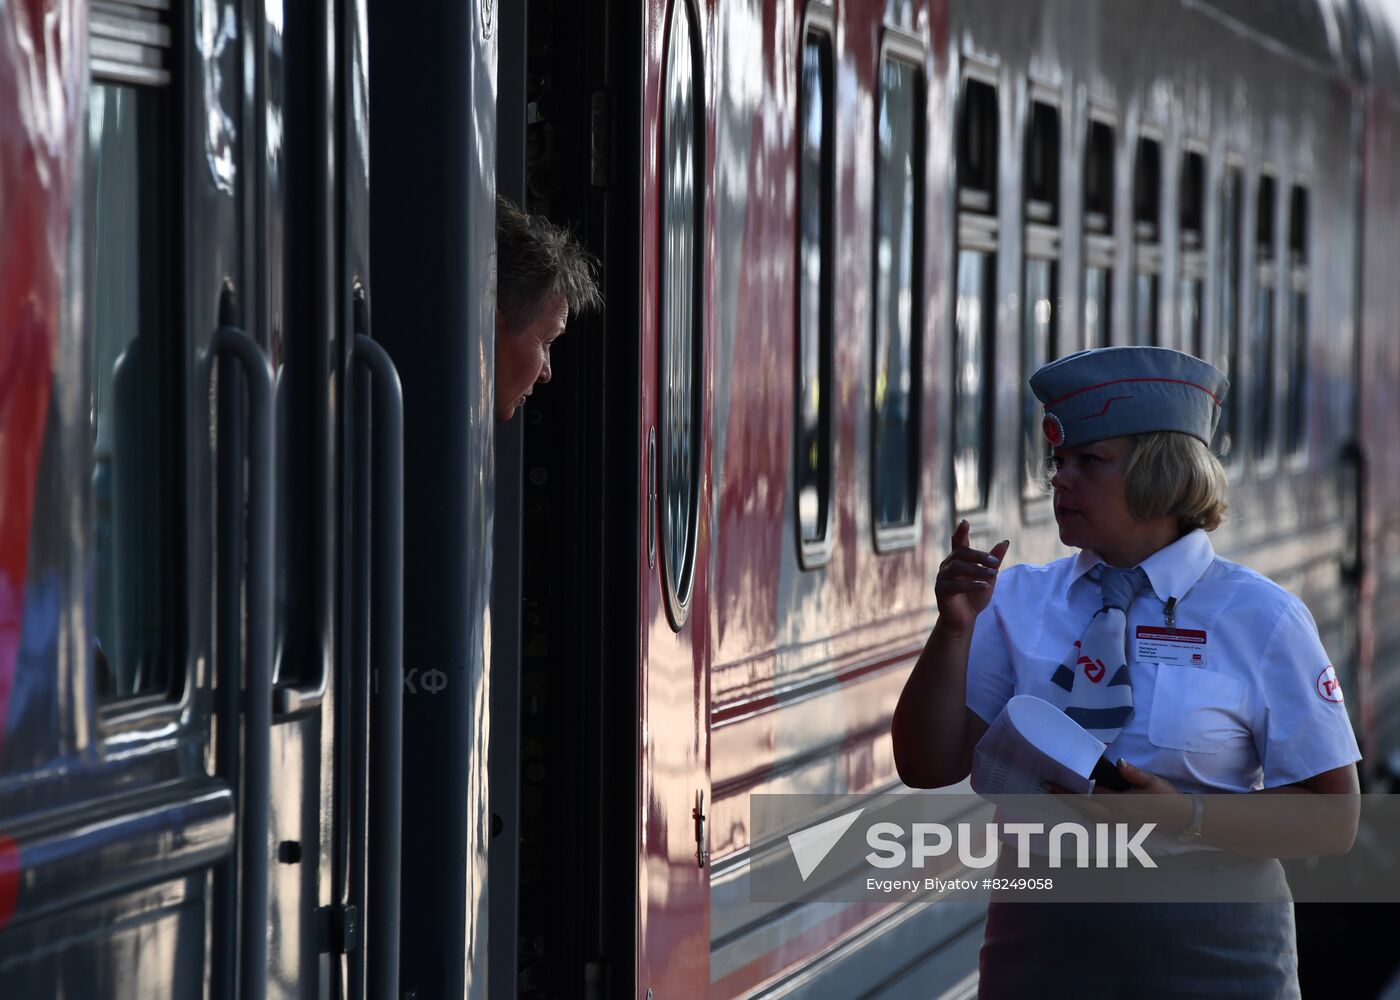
[495,293,568,422]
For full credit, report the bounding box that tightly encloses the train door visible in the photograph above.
[490,0,716,993]
[490,0,647,996]
[108,0,402,991]
[73,0,406,992]
[265,0,406,994]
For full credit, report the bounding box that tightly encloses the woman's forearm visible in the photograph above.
[892,621,975,788]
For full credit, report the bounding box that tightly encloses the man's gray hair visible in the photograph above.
[496,195,602,328]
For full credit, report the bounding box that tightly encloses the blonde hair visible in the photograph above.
[1123,432,1229,532]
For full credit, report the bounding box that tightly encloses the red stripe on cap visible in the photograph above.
[1047,376,1223,408]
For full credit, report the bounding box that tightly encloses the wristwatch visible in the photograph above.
[1175,792,1204,844]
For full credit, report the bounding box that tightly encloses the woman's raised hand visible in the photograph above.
[934,519,1010,635]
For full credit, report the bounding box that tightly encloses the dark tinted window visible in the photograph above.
[1283,185,1308,455]
[1179,151,1205,356]
[1022,258,1058,494]
[1023,101,1060,498]
[796,26,834,559]
[1084,120,1115,229]
[959,79,998,212]
[1214,167,1242,462]
[1025,101,1059,224]
[1134,137,1161,236]
[1083,119,1115,351]
[1132,136,1161,345]
[953,77,998,512]
[872,51,924,536]
[1250,174,1277,463]
[1180,151,1205,237]
[660,3,703,617]
[89,42,179,701]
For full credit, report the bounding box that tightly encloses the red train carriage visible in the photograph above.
[510,0,1400,994]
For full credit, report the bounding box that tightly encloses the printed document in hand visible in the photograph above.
[970,695,1106,796]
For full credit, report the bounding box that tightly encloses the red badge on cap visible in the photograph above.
[1042,413,1064,447]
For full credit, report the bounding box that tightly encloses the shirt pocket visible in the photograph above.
[1147,665,1247,754]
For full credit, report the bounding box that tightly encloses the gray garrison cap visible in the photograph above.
[1029,346,1229,450]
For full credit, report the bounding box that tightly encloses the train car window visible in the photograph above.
[959,79,998,213]
[1022,100,1060,499]
[1283,185,1309,456]
[796,17,834,565]
[1250,173,1277,464]
[953,76,998,513]
[1083,118,1114,351]
[1024,102,1059,225]
[1214,165,1243,463]
[660,0,704,619]
[88,6,180,700]
[1132,136,1161,346]
[871,42,924,543]
[1179,150,1206,357]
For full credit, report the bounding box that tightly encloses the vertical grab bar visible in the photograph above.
[350,296,404,999]
[209,292,274,1000]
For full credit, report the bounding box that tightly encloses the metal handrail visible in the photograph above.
[351,314,404,999]
[209,292,274,1000]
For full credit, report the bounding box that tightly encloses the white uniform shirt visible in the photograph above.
[967,529,1361,793]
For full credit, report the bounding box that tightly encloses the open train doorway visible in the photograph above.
[493,0,640,996]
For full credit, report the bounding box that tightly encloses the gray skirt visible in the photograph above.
[978,857,1299,999]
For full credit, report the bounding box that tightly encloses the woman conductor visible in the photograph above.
[892,346,1361,998]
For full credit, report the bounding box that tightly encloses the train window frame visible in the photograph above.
[1249,169,1279,472]
[1179,146,1207,358]
[1020,92,1061,509]
[869,27,926,554]
[1132,132,1162,346]
[1082,112,1116,353]
[657,0,705,628]
[1283,182,1310,463]
[88,0,193,729]
[794,1,836,570]
[958,71,998,214]
[951,66,998,517]
[1213,159,1244,473]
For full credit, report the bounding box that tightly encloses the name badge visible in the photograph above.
[1134,625,1207,666]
